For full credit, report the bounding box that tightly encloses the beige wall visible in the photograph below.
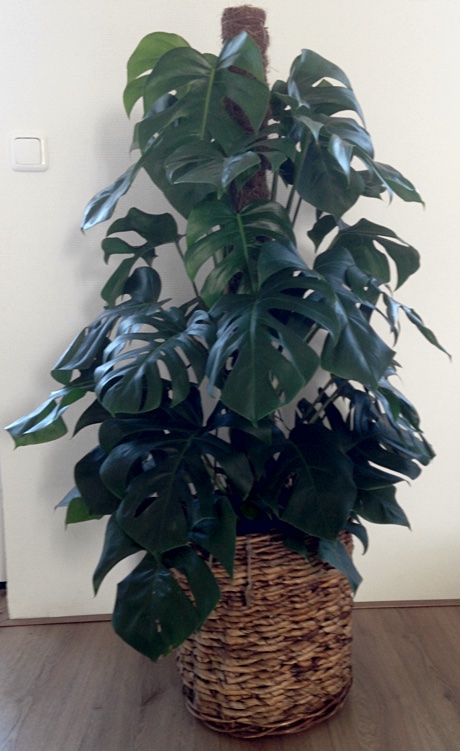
[1,0,459,617]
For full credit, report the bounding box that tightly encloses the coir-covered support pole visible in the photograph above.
[221,6,270,206]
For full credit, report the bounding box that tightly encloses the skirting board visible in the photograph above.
[0,591,458,628]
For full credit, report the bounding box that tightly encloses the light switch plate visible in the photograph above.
[10,133,48,171]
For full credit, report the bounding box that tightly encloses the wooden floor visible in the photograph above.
[1,596,459,751]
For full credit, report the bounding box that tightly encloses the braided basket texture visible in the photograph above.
[176,533,353,738]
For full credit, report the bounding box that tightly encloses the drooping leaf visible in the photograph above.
[317,538,362,593]
[344,516,369,553]
[112,547,221,661]
[6,385,88,447]
[314,247,395,387]
[93,514,143,593]
[307,214,338,251]
[288,49,365,123]
[65,496,104,525]
[189,495,237,577]
[74,446,121,516]
[266,423,357,539]
[81,163,143,231]
[333,219,420,289]
[354,486,411,528]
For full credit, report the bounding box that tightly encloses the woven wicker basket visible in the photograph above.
[176,532,353,738]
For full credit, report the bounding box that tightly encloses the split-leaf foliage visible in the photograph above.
[7,30,446,661]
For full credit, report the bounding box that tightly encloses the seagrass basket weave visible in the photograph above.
[176,532,353,738]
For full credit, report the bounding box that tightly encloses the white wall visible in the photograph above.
[0,0,459,617]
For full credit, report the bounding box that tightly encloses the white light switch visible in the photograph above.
[10,134,48,171]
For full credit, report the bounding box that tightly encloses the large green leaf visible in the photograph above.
[81,164,142,231]
[358,156,424,206]
[334,218,420,288]
[354,486,410,528]
[124,32,191,115]
[94,307,211,414]
[295,136,364,218]
[288,49,365,122]
[6,382,89,447]
[140,126,217,218]
[142,32,269,138]
[112,547,220,661]
[206,287,330,423]
[116,456,190,554]
[100,209,177,305]
[314,247,395,387]
[74,446,121,516]
[267,423,357,539]
[93,514,143,594]
[189,495,237,577]
[185,198,295,305]
[165,140,261,195]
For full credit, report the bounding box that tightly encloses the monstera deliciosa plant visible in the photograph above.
[7,27,446,661]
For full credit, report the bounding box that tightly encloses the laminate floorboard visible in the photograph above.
[1,604,459,751]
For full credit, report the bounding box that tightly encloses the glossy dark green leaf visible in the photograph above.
[106,208,178,246]
[100,440,154,499]
[207,291,321,423]
[354,486,410,528]
[94,308,209,414]
[257,240,334,300]
[317,538,362,593]
[401,306,450,356]
[74,447,121,516]
[124,32,190,114]
[307,214,337,251]
[116,457,190,554]
[328,134,353,178]
[288,49,364,123]
[73,399,112,435]
[189,495,237,577]
[356,155,424,207]
[334,219,420,289]
[315,247,395,387]
[185,198,294,305]
[81,164,142,231]
[371,161,424,205]
[143,34,269,137]
[327,118,374,158]
[65,496,104,525]
[93,514,143,594]
[165,141,260,194]
[344,516,369,553]
[270,423,356,539]
[140,127,216,218]
[101,258,137,306]
[296,139,364,219]
[112,548,220,661]
[6,385,88,447]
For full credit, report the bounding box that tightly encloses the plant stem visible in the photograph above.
[309,381,347,425]
[174,239,202,301]
[271,172,278,201]
[292,196,303,227]
[285,183,297,215]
